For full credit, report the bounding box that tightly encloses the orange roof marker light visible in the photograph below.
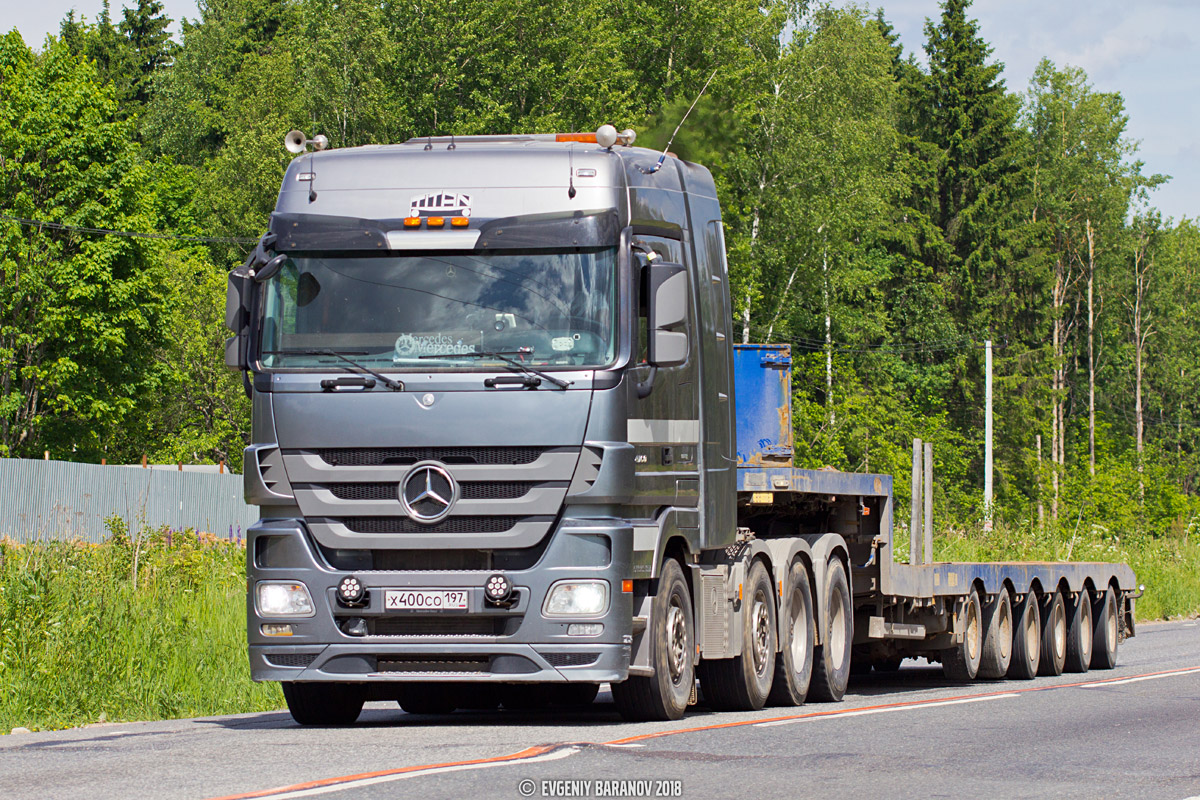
[426,216,445,228]
[555,126,637,147]
[450,216,470,227]
[402,216,421,228]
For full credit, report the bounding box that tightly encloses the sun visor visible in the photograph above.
[269,210,619,252]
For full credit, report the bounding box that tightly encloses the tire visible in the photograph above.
[768,561,815,706]
[1007,591,1042,680]
[1064,589,1093,673]
[282,682,365,726]
[398,683,458,715]
[943,589,982,682]
[978,590,1014,679]
[547,683,600,708]
[809,560,852,702]
[612,558,695,721]
[1039,591,1067,676]
[1091,586,1120,670]
[699,560,777,711]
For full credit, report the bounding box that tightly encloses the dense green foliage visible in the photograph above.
[1,0,1197,551]
[0,528,282,732]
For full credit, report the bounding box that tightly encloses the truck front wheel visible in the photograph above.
[612,558,694,721]
[809,560,852,702]
[282,682,365,726]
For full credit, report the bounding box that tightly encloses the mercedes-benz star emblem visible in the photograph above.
[399,462,458,524]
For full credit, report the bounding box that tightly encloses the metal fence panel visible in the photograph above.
[0,458,258,543]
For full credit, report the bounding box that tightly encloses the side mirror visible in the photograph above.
[647,262,689,367]
[225,265,253,369]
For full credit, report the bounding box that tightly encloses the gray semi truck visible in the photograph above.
[225,125,1138,725]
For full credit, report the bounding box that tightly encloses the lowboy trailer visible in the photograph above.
[225,125,1137,724]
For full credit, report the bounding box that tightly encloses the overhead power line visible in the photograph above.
[0,213,258,245]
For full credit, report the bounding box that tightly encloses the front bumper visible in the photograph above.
[247,517,633,684]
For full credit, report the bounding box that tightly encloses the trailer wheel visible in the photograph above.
[978,590,1014,679]
[1064,589,1093,673]
[699,560,777,710]
[1039,591,1067,676]
[809,560,852,702]
[612,558,694,721]
[398,683,459,715]
[282,682,365,726]
[767,561,814,706]
[1007,591,1041,680]
[942,589,982,681]
[1091,586,1119,670]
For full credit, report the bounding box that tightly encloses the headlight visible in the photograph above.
[256,581,315,617]
[543,580,609,617]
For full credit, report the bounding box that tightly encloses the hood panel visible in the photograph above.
[271,388,592,448]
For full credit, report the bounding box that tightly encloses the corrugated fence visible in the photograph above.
[0,458,258,543]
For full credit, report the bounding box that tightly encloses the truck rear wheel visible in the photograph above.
[767,561,814,706]
[1039,590,1067,676]
[809,560,852,702]
[612,558,694,721]
[699,560,777,711]
[1090,586,1119,670]
[942,589,982,681]
[978,589,1014,679]
[1064,589,1093,673]
[282,682,365,726]
[1007,591,1042,679]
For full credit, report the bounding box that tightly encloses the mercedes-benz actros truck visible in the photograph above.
[225,125,1138,724]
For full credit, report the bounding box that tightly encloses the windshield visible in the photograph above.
[259,248,617,370]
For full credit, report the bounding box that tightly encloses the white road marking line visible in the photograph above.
[1079,666,1200,688]
[261,747,581,799]
[755,693,1020,727]
[605,743,646,748]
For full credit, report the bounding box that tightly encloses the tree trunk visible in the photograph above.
[1086,218,1096,478]
[822,243,833,426]
[1051,255,1065,522]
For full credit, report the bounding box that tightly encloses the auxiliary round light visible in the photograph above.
[485,573,513,603]
[338,575,366,606]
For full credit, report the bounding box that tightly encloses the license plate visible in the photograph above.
[384,589,469,611]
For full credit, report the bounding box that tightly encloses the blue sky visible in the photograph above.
[8,0,1197,222]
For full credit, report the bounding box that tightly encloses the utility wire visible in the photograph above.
[0,213,258,245]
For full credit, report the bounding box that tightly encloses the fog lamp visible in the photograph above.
[337,575,367,607]
[485,573,513,604]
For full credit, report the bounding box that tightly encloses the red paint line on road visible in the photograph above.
[207,744,559,800]
[605,663,1200,745]
[209,663,1200,799]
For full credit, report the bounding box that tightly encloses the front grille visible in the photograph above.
[340,516,527,534]
[315,447,546,467]
[377,655,490,673]
[264,653,318,668]
[326,482,542,502]
[369,616,519,636]
[541,652,600,667]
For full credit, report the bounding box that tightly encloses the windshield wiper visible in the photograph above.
[420,347,573,390]
[264,348,405,391]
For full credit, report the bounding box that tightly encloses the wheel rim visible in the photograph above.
[828,589,847,670]
[1105,598,1117,647]
[1025,607,1039,659]
[790,594,809,672]
[1053,602,1066,660]
[1080,601,1092,659]
[965,600,980,662]
[998,600,1012,661]
[667,599,688,685]
[752,590,771,676]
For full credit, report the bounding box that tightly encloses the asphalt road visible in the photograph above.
[3,619,1199,800]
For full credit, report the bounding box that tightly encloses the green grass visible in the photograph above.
[0,524,282,733]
